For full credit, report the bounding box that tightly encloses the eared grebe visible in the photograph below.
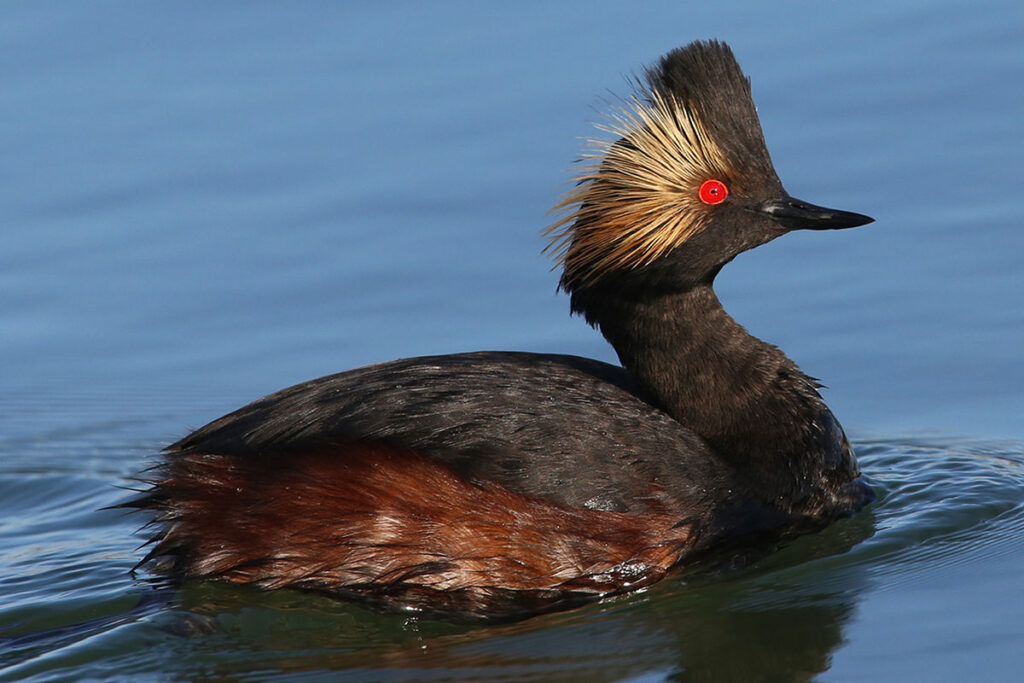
[138,40,875,621]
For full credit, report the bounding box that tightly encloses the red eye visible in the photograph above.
[698,179,728,205]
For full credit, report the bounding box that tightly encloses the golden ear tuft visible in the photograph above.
[545,88,732,287]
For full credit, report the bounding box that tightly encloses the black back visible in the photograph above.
[171,351,730,518]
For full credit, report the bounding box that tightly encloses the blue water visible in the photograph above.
[2,2,1023,680]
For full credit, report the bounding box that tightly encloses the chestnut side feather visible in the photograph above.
[145,442,695,620]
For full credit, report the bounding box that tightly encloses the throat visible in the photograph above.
[587,284,826,466]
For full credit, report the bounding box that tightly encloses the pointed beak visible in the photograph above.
[756,196,874,231]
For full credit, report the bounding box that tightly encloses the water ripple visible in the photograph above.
[853,439,1024,583]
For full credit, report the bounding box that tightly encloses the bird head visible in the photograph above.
[546,40,872,306]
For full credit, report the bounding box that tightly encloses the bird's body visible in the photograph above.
[139,40,875,621]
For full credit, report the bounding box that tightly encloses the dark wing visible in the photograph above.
[169,351,724,515]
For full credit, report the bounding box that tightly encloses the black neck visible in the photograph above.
[582,283,830,481]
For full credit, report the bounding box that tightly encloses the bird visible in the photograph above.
[136,39,875,622]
